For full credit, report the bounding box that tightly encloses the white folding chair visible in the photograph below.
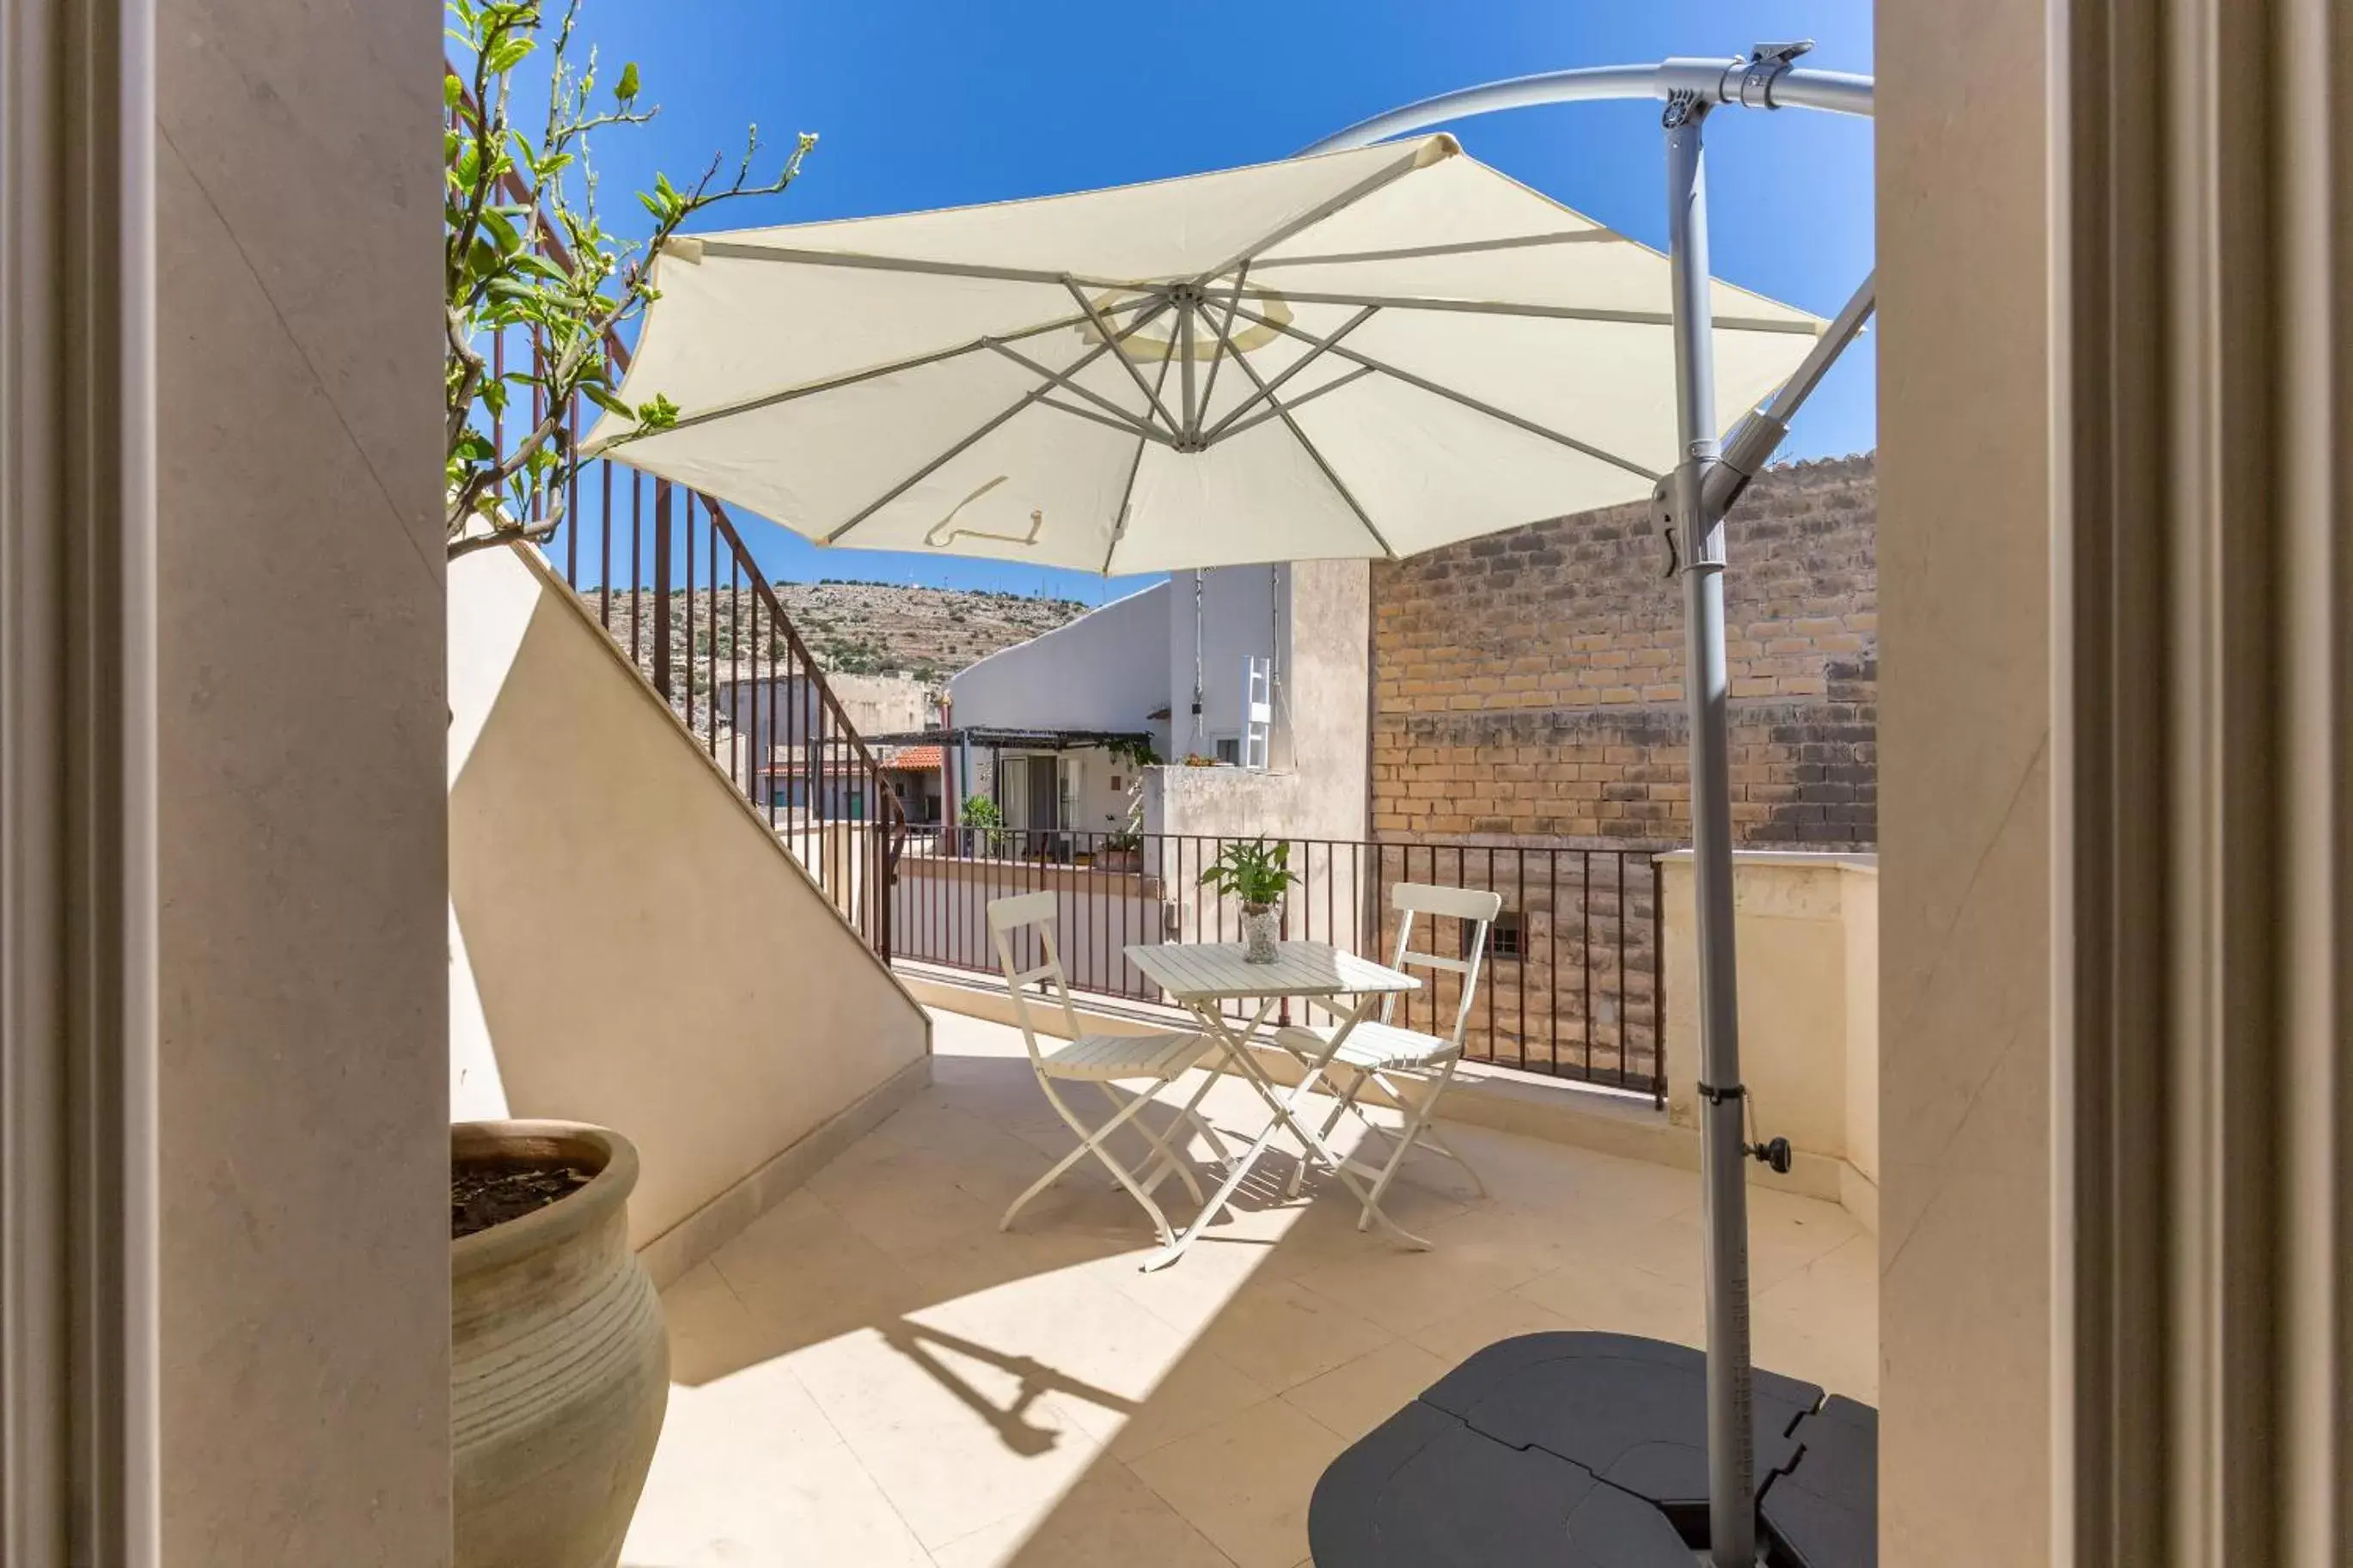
[1277,882,1503,1228]
[987,893,1229,1246]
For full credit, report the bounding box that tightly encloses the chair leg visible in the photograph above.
[1285,1067,1360,1199]
[1355,1081,1444,1239]
[1171,1065,1234,1169]
[1004,1079,1175,1245]
[1103,1082,1206,1205]
[1410,1113,1488,1198]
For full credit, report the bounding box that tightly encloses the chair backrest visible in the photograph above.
[1384,882,1504,1050]
[986,891,1079,1062]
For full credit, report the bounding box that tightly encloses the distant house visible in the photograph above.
[874,563,1370,848]
[876,743,944,827]
[711,667,937,824]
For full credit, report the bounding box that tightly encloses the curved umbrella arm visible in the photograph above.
[1299,54,1873,156]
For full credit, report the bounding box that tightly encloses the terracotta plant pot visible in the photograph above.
[453,1121,669,1568]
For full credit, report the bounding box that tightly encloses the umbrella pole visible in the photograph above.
[1662,95,1757,1567]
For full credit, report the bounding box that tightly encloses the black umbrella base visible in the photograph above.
[1308,1333,1877,1567]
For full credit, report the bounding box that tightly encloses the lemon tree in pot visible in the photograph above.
[444,0,815,1551]
[1200,838,1295,963]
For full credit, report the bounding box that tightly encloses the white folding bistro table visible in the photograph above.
[1123,939,1421,1271]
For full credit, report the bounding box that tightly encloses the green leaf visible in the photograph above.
[583,385,634,419]
[486,34,533,76]
[443,72,463,109]
[480,206,521,255]
[635,393,680,431]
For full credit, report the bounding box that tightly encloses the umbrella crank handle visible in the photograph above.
[1652,476,1681,579]
[1696,1080,1793,1175]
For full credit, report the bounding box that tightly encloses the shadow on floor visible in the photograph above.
[626,1020,1873,1568]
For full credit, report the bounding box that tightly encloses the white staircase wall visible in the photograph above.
[449,546,929,1266]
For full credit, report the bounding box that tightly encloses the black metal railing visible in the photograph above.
[893,828,1665,1101]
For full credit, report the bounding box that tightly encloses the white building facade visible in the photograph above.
[943,561,1369,846]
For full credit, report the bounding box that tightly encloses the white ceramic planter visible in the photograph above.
[1241,903,1280,963]
[453,1121,669,1568]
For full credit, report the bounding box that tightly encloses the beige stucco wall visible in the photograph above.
[1661,852,1879,1218]
[154,0,452,1560]
[1878,1,2056,1559]
[449,546,930,1263]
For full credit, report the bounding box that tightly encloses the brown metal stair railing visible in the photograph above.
[469,155,906,961]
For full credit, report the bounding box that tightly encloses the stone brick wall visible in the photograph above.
[1370,454,1878,849]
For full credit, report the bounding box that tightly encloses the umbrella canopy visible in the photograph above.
[588,134,1823,574]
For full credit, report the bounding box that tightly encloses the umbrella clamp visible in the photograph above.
[1738,40,1817,110]
[1698,1079,1794,1176]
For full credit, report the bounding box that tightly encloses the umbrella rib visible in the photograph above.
[1225,301,1663,483]
[693,239,1159,293]
[824,297,1176,546]
[1189,140,1439,287]
[1099,332,1182,576]
[1038,394,1176,444]
[1236,287,1820,333]
[1064,281,1179,436]
[585,308,1099,453]
[1190,263,1250,434]
[985,340,1160,436]
[1221,328,1396,560]
[1247,229,1623,268]
[1198,305,1379,444]
[1215,363,1376,439]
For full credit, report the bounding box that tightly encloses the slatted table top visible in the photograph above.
[1124,940,1419,1004]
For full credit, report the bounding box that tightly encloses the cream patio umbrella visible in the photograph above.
[582,133,1823,571]
[591,88,1877,1567]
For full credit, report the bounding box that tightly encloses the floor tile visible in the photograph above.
[620,1407,927,1568]
[1129,1398,1348,1568]
[927,1456,1235,1568]
[702,1192,933,1366]
[1513,1259,1706,1347]
[1054,1344,1274,1462]
[1402,1284,1583,1367]
[1176,1277,1397,1394]
[1287,1222,1553,1337]
[787,1322,1110,1551]
[1279,1338,1452,1443]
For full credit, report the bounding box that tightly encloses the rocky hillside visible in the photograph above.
[598,578,1091,691]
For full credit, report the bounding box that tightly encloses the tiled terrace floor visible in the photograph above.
[621,1010,1878,1568]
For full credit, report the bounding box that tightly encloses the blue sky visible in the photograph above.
[554,1,1874,601]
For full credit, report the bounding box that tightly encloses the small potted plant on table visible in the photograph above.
[1201,838,1295,964]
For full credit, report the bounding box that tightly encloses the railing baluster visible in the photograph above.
[651,481,672,703]
[631,473,643,669]
[1548,848,1560,1077]
[1583,850,1595,1079]
[564,394,578,585]
[700,509,710,761]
